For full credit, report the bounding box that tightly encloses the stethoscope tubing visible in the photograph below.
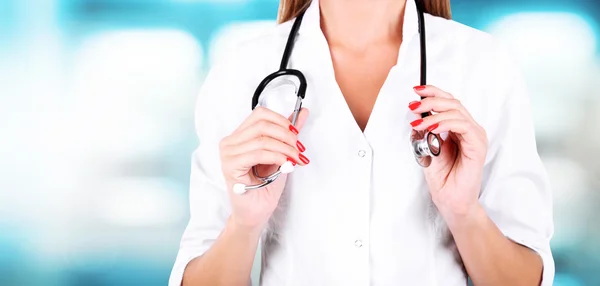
[235,0,440,193]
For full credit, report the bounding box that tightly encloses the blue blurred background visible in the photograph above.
[1,0,599,285]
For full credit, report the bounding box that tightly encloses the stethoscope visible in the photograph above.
[233,0,441,195]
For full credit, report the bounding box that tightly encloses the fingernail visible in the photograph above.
[296,141,306,152]
[408,101,421,110]
[289,125,299,135]
[414,85,426,91]
[287,157,297,166]
[410,119,424,127]
[427,123,439,132]
[298,153,310,165]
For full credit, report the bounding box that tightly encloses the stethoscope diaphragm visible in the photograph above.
[411,129,442,167]
[235,0,434,194]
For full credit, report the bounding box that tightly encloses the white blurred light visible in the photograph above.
[72,29,202,160]
[487,12,596,69]
[541,156,591,248]
[530,94,585,142]
[209,21,276,67]
[74,29,202,89]
[486,13,598,141]
[96,178,186,227]
[588,62,600,146]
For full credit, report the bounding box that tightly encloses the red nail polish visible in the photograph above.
[298,153,310,165]
[410,119,424,127]
[427,123,439,132]
[414,85,426,91]
[289,125,299,135]
[408,101,421,111]
[296,141,306,152]
[287,157,297,166]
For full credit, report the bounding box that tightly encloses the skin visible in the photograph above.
[182,0,543,285]
[183,107,310,286]
[410,87,543,286]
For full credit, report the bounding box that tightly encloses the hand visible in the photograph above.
[408,85,488,223]
[219,107,310,231]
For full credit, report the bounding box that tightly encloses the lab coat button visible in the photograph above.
[354,240,363,248]
[358,150,366,157]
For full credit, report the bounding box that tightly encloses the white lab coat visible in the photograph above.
[169,0,554,285]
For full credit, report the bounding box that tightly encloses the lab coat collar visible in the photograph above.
[299,0,420,43]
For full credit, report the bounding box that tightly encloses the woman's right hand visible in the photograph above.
[219,107,310,232]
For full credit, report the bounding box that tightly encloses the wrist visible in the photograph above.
[227,216,265,239]
[437,200,486,233]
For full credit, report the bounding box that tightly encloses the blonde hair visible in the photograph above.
[277,0,452,24]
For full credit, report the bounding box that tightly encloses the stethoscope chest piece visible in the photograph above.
[236,0,436,194]
[411,129,441,167]
[237,12,308,194]
[409,0,442,168]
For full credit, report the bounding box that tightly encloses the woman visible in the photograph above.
[170,0,554,285]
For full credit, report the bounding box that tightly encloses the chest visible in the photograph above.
[329,44,401,131]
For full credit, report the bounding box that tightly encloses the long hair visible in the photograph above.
[277,0,452,23]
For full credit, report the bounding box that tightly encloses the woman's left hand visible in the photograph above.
[408,85,488,222]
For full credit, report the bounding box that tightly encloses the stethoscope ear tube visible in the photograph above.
[252,69,307,110]
[242,73,306,193]
[235,11,308,194]
[410,0,442,168]
[238,0,438,194]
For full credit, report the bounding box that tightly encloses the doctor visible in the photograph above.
[170,0,554,285]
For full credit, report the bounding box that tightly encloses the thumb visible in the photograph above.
[288,108,310,132]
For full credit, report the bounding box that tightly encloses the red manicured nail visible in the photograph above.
[298,153,310,165]
[414,85,426,91]
[289,125,299,135]
[296,141,306,152]
[410,119,424,127]
[408,101,421,110]
[287,157,297,166]
[427,123,439,132]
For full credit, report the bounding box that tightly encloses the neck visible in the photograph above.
[319,0,407,50]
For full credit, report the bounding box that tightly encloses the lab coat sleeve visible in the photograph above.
[479,42,555,285]
[168,59,236,286]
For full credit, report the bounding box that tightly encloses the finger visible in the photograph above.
[427,119,481,143]
[289,108,310,132]
[227,120,298,149]
[408,97,471,119]
[410,110,464,132]
[226,136,307,166]
[232,149,308,171]
[232,150,287,171]
[225,107,310,148]
[413,85,454,99]
[235,106,294,133]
